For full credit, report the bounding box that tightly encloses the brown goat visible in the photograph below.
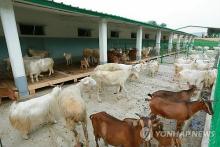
[123,117,181,147]
[107,50,123,63]
[148,84,197,102]
[0,88,16,104]
[152,121,182,147]
[128,48,137,61]
[90,111,153,147]
[80,58,89,70]
[145,97,213,132]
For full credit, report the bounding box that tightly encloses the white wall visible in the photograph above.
[0,5,171,40]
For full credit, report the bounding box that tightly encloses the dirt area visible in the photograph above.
[0,55,209,147]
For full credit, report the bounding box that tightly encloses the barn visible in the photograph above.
[1,0,220,147]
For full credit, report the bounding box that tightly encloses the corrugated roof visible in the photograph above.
[15,0,195,36]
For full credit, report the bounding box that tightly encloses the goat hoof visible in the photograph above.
[22,134,29,140]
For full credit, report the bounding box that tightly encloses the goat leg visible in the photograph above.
[82,122,89,147]
[176,121,184,133]
[21,130,29,140]
[73,129,80,146]
[95,136,99,147]
[104,140,109,147]
[30,74,34,83]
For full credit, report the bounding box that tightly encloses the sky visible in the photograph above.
[55,0,220,34]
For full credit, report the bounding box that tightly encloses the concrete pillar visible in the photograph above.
[192,37,195,46]
[155,30,161,55]
[99,19,107,64]
[176,34,181,52]
[0,0,29,97]
[183,35,188,49]
[136,26,142,60]
[168,33,173,52]
[187,36,192,50]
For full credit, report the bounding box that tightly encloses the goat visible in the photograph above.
[64,52,72,65]
[178,69,208,88]
[107,50,123,63]
[9,86,62,139]
[145,96,214,132]
[59,77,96,146]
[142,47,152,58]
[148,84,197,102]
[92,49,99,65]
[152,121,182,147]
[147,60,160,77]
[24,58,54,83]
[174,63,196,80]
[0,88,16,104]
[80,58,89,70]
[128,48,137,61]
[124,117,182,147]
[90,111,153,147]
[92,65,140,102]
[28,48,48,58]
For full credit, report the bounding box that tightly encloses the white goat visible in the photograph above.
[205,69,217,88]
[92,66,139,102]
[9,86,62,139]
[142,47,152,58]
[25,58,54,83]
[95,63,142,72]
[28,48,48,58]
[178,69,208,88]
[64,52,72,65]
[146,60,160,77]
[59,77,96,146]
[174,62,196,80]
[193,60,213,70]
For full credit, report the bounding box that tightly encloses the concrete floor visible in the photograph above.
[0,55,211,147]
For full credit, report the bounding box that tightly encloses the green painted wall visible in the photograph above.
[0,37,169,72]
[194,39,219,48]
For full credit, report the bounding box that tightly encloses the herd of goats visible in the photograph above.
[2,47,152,84]
[1,46,219,147]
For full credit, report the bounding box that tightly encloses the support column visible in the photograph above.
[0,0,29,97]
[188,36,193,51]
[168,32,173,53]
[136,26,142,60]
[183,35,188,49]
[176,34,181,52]
[155,30,161,55]
[192,37,195,46]
[99,19,107,64]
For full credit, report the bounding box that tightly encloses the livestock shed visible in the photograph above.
[0,0,195,97]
